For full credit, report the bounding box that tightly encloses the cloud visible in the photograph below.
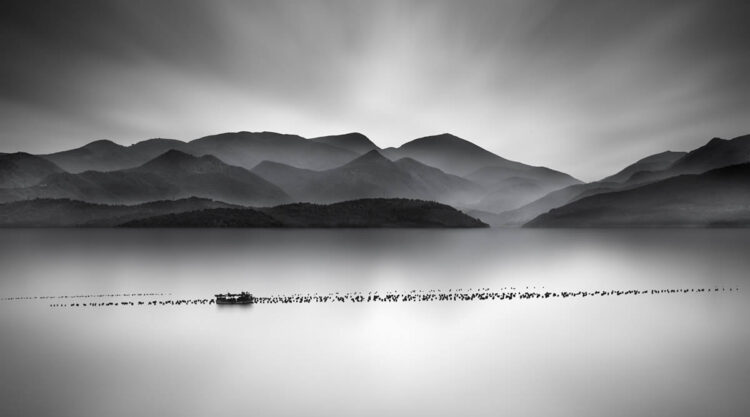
[0,0,748,180]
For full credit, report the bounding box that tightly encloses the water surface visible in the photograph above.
[1,229,748,417]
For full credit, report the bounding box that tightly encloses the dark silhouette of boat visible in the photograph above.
[215,292,254,305]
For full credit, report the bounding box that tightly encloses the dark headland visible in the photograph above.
[121,199,488,228]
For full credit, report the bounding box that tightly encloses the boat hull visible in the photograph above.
[216,299,253,305]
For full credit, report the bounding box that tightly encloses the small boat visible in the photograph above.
[215,292,254,305]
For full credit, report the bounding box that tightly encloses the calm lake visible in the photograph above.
[1,229,748,417]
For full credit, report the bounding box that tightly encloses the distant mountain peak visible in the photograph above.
[253,160,289,170]
[406,133,471,145]
[310,132,378,154]
[651,150,679,156]
[129,138,185,147]
[394,156,422,165]
[398,133,500,159]
[0,152,65,188]
[345,149,391,166]
[385,132,534,178]
[361,149,387,158]
[191,131,306,144]
[138,149,224,172]
[668,133,750,175]
[343,132,367,139]
[601,149,688,184]
[2,151,36,160]
[152,149,196,161]
[435,132,460,139]
[1,152,59,166]
[82,139,124,150]
[634,150,685,165]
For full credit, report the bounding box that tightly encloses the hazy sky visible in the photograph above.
[1,0,748,180]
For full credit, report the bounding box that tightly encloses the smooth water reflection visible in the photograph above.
[0,229,748,417]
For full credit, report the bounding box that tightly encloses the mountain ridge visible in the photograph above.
[0,152,65,188]
[310,132,379,154]
[0,150,290,206]
[122,198,488,228]
[251,149,485,205]
[0,197,239,227]
[526,163,750,228]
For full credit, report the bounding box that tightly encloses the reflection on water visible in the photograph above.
[1,229,749,417]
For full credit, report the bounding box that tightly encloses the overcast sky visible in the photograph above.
[1,0,748,180]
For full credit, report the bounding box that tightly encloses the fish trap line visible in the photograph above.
[47,287,740,308]
[1,292,172,302]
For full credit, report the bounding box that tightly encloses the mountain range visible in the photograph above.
[40,132,360,173]
[1,130,749,227]
[0,150,288,206]
[251,150,484,205]
[486,133,750,227]
[527,163,750,227]
[0,152,64,188]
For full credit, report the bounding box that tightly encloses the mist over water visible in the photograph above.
[1,229,749,417]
